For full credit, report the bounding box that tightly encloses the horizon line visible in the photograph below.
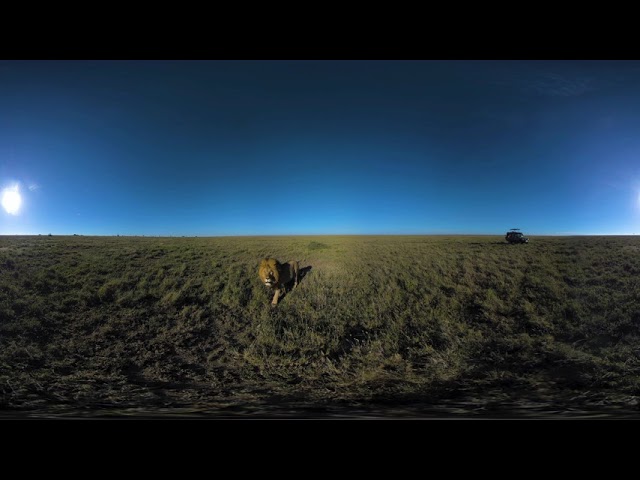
[0,233,637,238]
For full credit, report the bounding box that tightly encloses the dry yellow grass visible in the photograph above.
[1,234,639,417]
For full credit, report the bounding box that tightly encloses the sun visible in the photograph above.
[1,185,22,215]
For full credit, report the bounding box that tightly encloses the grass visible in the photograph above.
[1,234,639,418]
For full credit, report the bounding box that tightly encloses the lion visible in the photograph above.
[259,258,299,307]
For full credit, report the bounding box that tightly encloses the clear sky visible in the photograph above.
[1,60,640,236]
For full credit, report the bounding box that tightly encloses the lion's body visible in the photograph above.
[259,258,299,306]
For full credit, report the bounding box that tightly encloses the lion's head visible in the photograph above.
[259,258,280,288]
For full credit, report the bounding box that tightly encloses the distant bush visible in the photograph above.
[307,241,329,251]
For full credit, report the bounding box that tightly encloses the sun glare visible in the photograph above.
[1,186,22,215]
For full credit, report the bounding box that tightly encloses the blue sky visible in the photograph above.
[1,60,640,235]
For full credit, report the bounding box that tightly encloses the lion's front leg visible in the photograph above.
[271,288,281,307]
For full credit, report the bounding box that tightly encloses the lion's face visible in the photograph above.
[259,258,280,288]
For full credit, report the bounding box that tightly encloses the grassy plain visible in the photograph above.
[1,234,639,417]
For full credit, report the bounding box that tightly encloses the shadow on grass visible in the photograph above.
[8,377,640,418]
[298,265,312,281]
[273,264,312,305]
